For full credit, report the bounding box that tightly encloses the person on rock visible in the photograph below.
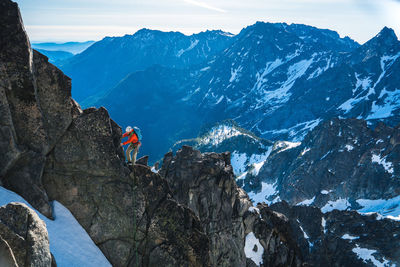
[121,126,142,165]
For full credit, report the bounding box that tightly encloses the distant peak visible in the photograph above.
[375,27,398,41]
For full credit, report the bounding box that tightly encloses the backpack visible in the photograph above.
[133,126,142,141]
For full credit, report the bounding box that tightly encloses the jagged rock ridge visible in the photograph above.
[0,1,210,266]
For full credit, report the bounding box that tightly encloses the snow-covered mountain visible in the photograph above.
[239,118,400,220]
[186,24,400,141]
[172,120,273,175]
[86,22,400,163]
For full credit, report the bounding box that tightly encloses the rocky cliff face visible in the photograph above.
[160,146,303,266]
[160,146,251,266]
[0,1,211,266]
[269,201,400,266]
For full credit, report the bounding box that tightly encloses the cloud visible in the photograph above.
[182,0,227,13]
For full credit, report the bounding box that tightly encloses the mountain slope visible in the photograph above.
[60,29,234,104]
[92,22,366,160]
[187,24,400,141]
[244,118,400,220]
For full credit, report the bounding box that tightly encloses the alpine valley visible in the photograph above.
[1,0,400,266]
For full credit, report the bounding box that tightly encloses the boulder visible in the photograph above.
[0,202,52,267]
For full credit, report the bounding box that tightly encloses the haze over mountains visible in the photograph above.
[54,22,400,162]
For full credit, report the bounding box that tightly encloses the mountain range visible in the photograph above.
[56,22,400,162]
[1,0,400,266]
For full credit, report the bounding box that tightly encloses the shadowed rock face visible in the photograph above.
[244,203,303,267]
[269,201,400,266]
[160,145,252,266]
[0,0,75,218]
[160,146,304,267]
[0,1,211,266]
[0,202,52,267]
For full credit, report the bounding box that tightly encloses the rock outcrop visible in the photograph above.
[160,146,303,267]
[244,204,303,267]
[0,1,211,266]
[0,202,52,266]
[160,146,251,266]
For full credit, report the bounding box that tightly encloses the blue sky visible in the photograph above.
[14,0,400,44]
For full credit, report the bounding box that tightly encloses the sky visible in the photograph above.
[14,0,400,44]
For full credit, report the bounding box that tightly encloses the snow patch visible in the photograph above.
[297,196,315,206]
[357,195,400,220]
[177,39,199,57]
[321,198,350,213]
[371,153,394,174]
[275,141,301,153]
[345,144,354,151]
[321,190,332,195]
[248,182,278,205]
[0,186,111,267]
[367,88,400,120]
[244,232,264,266]
[229,66,243,83]
[352,245,390,267]
[321,217,327,234]
[300,147,310,156]
[341,234,359,240]
[299,224,309,239]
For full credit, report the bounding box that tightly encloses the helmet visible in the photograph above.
[126,126,133,132]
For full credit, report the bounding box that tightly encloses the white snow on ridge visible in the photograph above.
[274,141,301,153]
[352,245,390,267]
[321,190,332,195]
[199,125,258,147]
[321,198,350,213]
[371,153,394,174]
[244,232,264,266]
[297,196,315,206]
[0,186,111,267]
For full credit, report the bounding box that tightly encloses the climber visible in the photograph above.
[121,126,142,165]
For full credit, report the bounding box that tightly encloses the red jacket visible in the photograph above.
[122,130,140,145]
